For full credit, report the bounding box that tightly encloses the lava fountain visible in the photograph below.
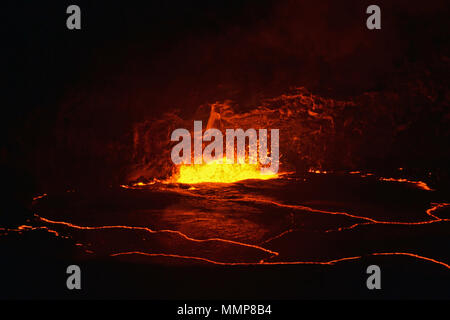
[168,104,280,184]
[173,157,278,184]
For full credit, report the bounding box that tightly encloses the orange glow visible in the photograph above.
[37,215,279,256]
[308,168,329,174]
[378,177,433,191]
[32,193,47,201]
[171,157,278,184]
[110,251,450,270]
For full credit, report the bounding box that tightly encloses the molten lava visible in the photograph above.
[173,157,278,184]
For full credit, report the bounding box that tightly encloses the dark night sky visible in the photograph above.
[6,0,448,117]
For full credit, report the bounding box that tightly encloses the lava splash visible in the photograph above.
[172,157,278,184]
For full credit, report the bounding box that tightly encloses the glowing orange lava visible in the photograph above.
[172,157,278,184]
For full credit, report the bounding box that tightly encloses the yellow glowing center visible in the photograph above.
[173,157,278,184]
